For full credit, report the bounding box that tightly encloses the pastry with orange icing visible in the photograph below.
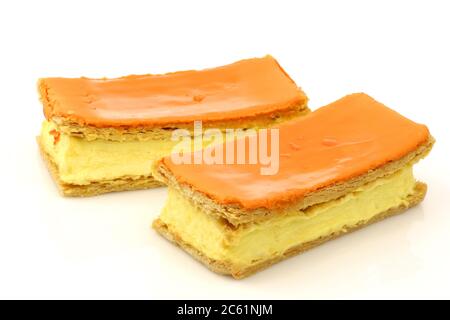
[152,93,434,279]
[37,56,309,196]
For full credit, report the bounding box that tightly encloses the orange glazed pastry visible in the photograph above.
[37,56,309,196]
[153,93,434,279]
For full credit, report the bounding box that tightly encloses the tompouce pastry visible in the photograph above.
[153,93,434,279]
[37,56,309,196]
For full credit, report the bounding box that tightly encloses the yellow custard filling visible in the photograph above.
[159,166,416,268]
[40,121,178,185]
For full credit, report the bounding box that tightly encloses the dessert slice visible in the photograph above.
[37,56,309,196]
[153,93,434,279]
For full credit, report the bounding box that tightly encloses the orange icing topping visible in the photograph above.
[163,93,430,209]
[49,129,60,145]
[38,56,307,127]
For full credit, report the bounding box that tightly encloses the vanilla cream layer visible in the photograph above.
[159,166,416,269]
[40,121,178,185]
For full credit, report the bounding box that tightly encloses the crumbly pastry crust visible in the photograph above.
[153,182,427,279]
[49,105,310,142]
[37,137,163,196]
[154,136,434,226]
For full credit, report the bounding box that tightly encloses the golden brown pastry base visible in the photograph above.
[37,138,163,196]
[51,105,310,142]
[155,136,434,226]
[153,182,426,279]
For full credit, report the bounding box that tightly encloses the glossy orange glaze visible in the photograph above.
[38,56,307,127]
[163,93,430,209]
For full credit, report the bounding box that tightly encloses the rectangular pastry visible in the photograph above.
[153,93,434,279]
[37,56,309,196]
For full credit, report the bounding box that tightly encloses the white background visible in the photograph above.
[0,0,449,299]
